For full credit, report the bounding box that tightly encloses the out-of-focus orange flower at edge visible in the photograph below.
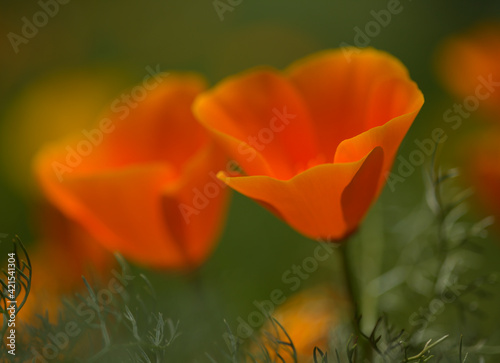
[466,132,500,226]
[19,203,111,325]
[33,73,229,270]
[251,286,346,363]
[194,48,424,241]
[0,68,127,326]
[438,23,500,121]
[438,23,500,233]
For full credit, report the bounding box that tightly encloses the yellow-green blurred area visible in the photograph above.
[2,0,500,361]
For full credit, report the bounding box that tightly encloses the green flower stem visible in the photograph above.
[338,241,373,361]
[338,242,360,323]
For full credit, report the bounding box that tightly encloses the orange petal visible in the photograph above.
[438,23,500,120]
[334,109,422,192]
[93,73,210,173]
[21,204,112,324]
[36,202,111,281]
[467,131,500,222]
[194,48,423,241]
[162,143,230,267]
[218,147,384,240]
[194,70,319,180]
[251,285,345,361]
[286,48,420,160]
[34,151,186,268]
[34,73,230,270]
[341,147,384,232]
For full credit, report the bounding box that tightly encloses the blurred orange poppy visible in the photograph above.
[252,286,346,362]
[34,73,229,270]
[438,23,500,120]
[194,48,423,241]
[20,203,111,324]
[467,130,500,226]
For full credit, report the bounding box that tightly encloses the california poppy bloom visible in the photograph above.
[438,23,500,121]
[251,286,346,362]
[34,73,229,269]
[467,131,500,226]
[194,48,423,241]
[20,204,111,324]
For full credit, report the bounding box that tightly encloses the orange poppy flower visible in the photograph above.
[467,131,500,226]
[438,23,500,120]
[20,203,111,324]
[251,286,346,362]
[34,73,229,269]
[194,48,423,241]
